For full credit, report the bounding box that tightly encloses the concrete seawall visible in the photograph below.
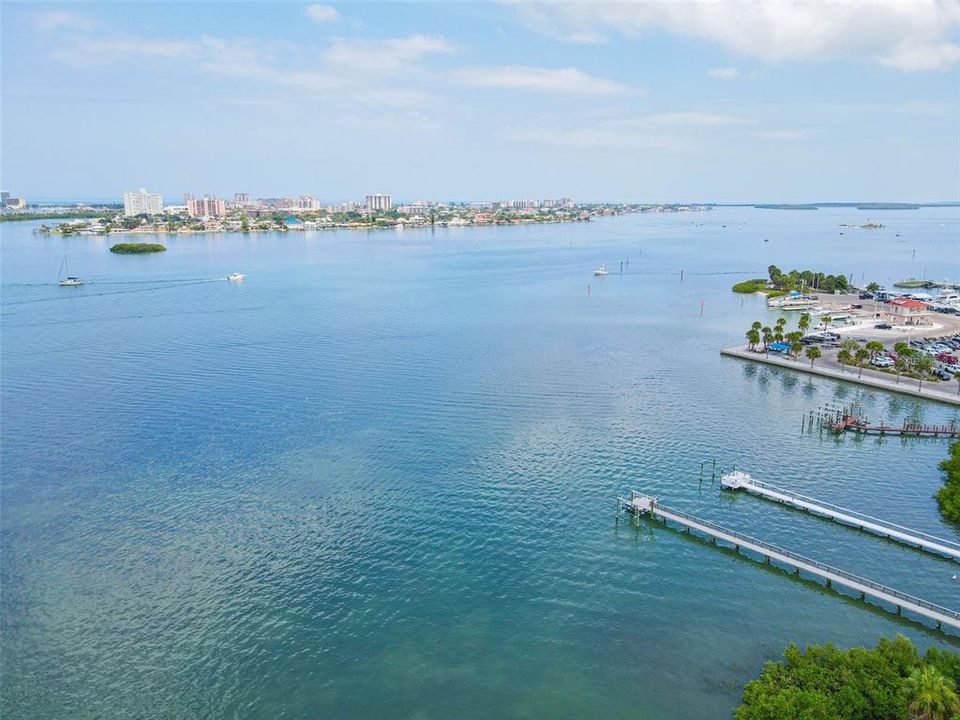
[721,346,960,407]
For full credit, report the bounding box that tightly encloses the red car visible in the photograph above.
[937,353,957,364]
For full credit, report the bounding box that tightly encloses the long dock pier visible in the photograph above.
[720,471,960,562]
[618,492,960,633]
[832,414,960,438]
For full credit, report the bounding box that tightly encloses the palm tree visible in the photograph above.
[791,340,803,358]
[855,348,870,378]
[904,665,960,720]
[798,313,811,335]
[761,327,773,354]
[751,320,762,333]
[837,348,853,372]
[894,356,910,384]
[914,353,934,391]
[894,341,911,360]
[865,340,884,359]
[746,328,760,350]
[805,346,821,367]
[820,314,832,331]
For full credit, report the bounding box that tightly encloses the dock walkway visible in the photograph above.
[720,345,960,407]
[618,492,960,632]
[720,471,960,562]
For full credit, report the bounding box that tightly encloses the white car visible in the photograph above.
[943,363,960,375]
[871,357,893,368]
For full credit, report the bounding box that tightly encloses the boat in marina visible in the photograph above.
[227,272,246,282]
[593,264,609,277]
[58,257,83,287]
[767,292,819,311]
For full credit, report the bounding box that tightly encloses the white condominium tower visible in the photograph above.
[365,194,392,211]
[123,188,164,216]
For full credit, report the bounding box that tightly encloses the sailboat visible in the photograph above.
[58,257,83,286]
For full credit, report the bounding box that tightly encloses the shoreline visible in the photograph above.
[721,345,960,407]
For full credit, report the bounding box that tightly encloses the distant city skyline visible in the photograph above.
[3,2,959,202]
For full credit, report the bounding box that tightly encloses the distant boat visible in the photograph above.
[227,272,245,282]
[593,264,609,277]
[58,257,83,287]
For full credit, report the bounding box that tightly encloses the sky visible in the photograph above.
[2,1,959,203]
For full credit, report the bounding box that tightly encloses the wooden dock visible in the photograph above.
[831,414,960,438]
[720,471,960,562]
[618,491,960,633]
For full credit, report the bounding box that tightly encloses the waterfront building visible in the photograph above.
[366,194,392,212]
[234,192,250,204]
[888,297,932,326]
[1,191,9,205]
[4,196,26,209]
[123,188,163,216]
[185,193,226,218]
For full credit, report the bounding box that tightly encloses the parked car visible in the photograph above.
[942,363,960,374]
[871,357,893,368]
[858,292,874,299]
[937,353,958,364]
[874,323,892,329]
[934,368,953,381]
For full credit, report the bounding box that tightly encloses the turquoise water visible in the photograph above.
[3,208,960,719]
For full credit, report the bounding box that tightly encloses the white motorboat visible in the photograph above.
[593,264,609,277]
[227,272,246,282]
[58,257,83,286]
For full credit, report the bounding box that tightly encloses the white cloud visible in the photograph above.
[305,4,340,24]
[507,111,755,149]
[322,34,454,74]
[33,10,97,32]
[455,65,630,94]
[40,27,453,108]
[708,67,739,80]
[49,37,200,65]
[510,1,960,71]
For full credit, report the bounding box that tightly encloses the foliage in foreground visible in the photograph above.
[109,243,167,254]
[936,441,960,523]
[735,635,960,720]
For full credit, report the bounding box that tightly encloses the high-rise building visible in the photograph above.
[234,192,250,204]
[0,192,9,206]
[185,193,226,218]
[123,188,164,216]
[366,194,392,212]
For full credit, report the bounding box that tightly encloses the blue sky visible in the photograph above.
[2,1,959,203]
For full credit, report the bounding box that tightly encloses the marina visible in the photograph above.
[618,492,960,633]
[720,471,960,561]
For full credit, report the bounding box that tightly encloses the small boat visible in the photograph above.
[593,264,609,277]
[227,272,245,282]
[58,257,83,286]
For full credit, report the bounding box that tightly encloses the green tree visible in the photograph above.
[805,346,822,368]
[746,328,760,351]
[914,353,934,391]
[894,356,911,384]
[837,348,853,372]
[855,348,870,378]
[867,282,881,292]
[866,340,885,359]
[904,665,960,720]
[936,441,960,522]
[821,315,832,331]
[761,327,773,353]
[798,313,811,335]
